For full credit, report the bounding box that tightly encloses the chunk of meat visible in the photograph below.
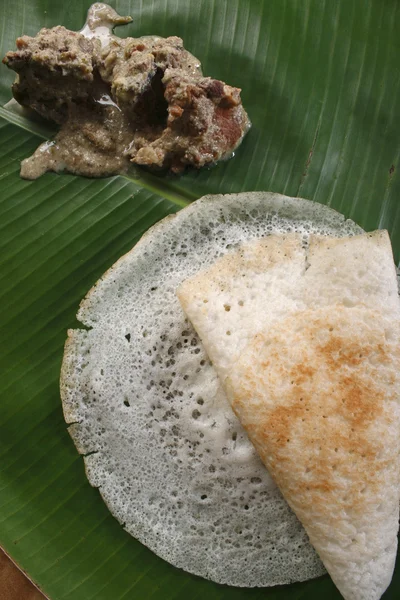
[132,70,249,172]
[3,27,97,123]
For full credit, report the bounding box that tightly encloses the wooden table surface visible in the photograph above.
[0,547,46,600]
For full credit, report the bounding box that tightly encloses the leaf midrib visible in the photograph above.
[0,105,195,208]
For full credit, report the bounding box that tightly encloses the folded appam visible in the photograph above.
[178,229,400,599]
[227,306,400,600]
[61,192,363,586]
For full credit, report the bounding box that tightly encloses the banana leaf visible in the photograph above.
[0,1,399,598]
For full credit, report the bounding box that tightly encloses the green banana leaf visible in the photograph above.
[1,1,399,598]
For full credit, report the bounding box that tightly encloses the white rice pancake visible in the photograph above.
[60,192,362,586]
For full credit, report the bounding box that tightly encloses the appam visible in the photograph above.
[60,192,362,586]
[227,306,400,600]
[178,228,400,599]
